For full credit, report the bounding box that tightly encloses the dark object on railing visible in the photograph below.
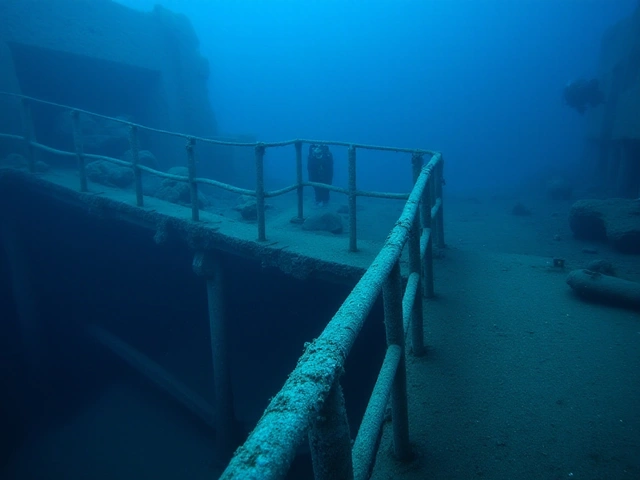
[566,268,640,310]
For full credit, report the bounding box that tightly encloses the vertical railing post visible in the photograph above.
[192,251,240,461]
[255,143,267,241]
[382,260,411,461]
[19,98,36,173]
[422,165,435,299]
[129,125,144,207]
[295,141,304,222]
[308,379,354,480]
[71,110,88,192]
[186,137,199,221]
[409,153,425,355]
[435,155,445,248]
[348,145,357,252]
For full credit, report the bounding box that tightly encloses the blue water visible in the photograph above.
[118,0,634,194]
[1,1,639,479]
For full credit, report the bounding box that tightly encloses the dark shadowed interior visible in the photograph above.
[8,42,162,153]
[0,182,386,479]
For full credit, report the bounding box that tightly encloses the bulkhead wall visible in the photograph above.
[0,0,226,177]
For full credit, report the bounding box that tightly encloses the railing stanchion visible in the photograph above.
[193,251,239,460]
[382,260,411,461]
[435,155,445,248]
[186,137,199,221]
[255,143,267,241]
[348,145,358,252]
[19,98,35,173]
[308,379,354,480]
[71,110,88,192]
[423,160,435,299]
[295,141,304,221]
[409,153,425,355]
[129,125,144,207]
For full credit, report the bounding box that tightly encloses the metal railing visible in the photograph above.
[1,92,442,253]
[0,92,445,479]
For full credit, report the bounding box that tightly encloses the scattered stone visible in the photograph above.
[154,165,209,207]
[302,212,344,234]
[569,198,640,254]
[233,195,272,221]
[122,149,159,170]
[85,159,134,188]
[511,202,531,216]
[553,258,565,268]
[1,153,49,173]
[547,176,572,200]
[336,204,365,214]
[585,259,615,276]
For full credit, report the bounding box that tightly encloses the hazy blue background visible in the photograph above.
[116,0,636,194]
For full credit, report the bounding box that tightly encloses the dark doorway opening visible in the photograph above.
[8,42,162,159]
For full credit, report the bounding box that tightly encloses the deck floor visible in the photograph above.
[0,166,411,282]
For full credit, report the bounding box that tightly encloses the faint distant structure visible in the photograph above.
[582,3,640,198]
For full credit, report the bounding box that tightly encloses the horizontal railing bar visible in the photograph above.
[352,344,402,480]
[0,132,23,142]
[264,184,299,198]
[220,153,440,480]
[31,141,76,157]
[21,138,414,203]
[197,176,256,196]
[0,91,436,155]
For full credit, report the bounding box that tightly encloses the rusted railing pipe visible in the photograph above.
[308,380,353,480]
[409,152,425,355]
[382,260,411,460]
[423,162,435,298]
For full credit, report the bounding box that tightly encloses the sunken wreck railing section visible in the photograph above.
[1,92,445,254]
[1,92,447,478]
[221,152,443,480]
